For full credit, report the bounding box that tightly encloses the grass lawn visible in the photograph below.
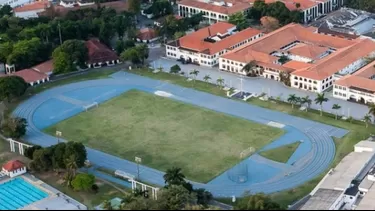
[123,68,375,206]
[34,171,128,209]
[44,90,283,183]
[259,142,301,163]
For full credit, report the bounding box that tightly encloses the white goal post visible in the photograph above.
[83,102,98,111]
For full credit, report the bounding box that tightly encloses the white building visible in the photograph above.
[166,22,262,67]
[2,160,27,178]
[13,1,50,19]
[178,0,251,24]
[59,0,94,8]
[333,60,375,105]
[299,139,375,210]
[178,0,344,24]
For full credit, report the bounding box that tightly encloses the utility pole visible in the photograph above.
[135,157,142,180]
[58,22,62,45]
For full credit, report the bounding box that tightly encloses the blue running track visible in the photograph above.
[13,72,348,197]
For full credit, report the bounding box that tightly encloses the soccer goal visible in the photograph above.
[83,102,98,111]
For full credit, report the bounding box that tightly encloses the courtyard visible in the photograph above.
[44,90,283,183]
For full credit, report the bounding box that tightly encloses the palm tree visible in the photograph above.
[364,114,372,128]
[163,167,186,186]
[65,155,78,187]
[157,66,163,73]
[347,116,354,124]
[368,103,375,122]
[332,104,341,120]
[102,200,112,210]
[314,93,328,116]
[203,74,211,86]
[189,69,199,82]
[300,96,312,112]
[216,77,225,89]
[242,60,256,76]
[287,94,298,109]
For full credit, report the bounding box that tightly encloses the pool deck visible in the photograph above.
[0,174,86,210]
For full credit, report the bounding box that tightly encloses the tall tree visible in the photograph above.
[0,76,28,102]
[203,75,211,84]
[128,0,141,14]
[228,12,249,30]
[190,69,199,83]
[71,173,96,191]
[332,104,341,120]
[24,145,42,160]
[157,185,195,210]
[1,117,27,139]
[300,96,312,111]
[236,193,284,210]
[195,188,213,207]
[216,77,225,89]
[114,15,127,38]
[287,94,298,109]
[242,60,256,76]
[115,40,125,55]
[314,93,329,116]
[363,114,372,128]
[65,154,78,187]
[64,141,87,168]
[368,103,375,121]
[164,167,186,186]
[170,64,181,74]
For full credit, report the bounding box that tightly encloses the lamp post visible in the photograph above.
[135,157,142,180]
[56,131,62,144]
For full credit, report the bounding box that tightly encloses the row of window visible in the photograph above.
[222,65,244,73]
[221,59,244,67]
[293,76,318,84]
[166,46,176,50]
[334,85,347,91]
[167,52,176,57]
[294,82,318,91]
[334,92,347,97]
[179,6,226,19]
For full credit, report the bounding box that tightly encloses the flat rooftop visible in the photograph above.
[356,184,375,210]
[359,178,374,191]
[300,188,342,210]
[319,151,374,190]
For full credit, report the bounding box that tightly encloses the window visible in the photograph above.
[294,82,298,86]
[313,81,317,84]
[294,76,298,80]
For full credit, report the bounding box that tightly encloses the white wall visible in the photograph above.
[15,8,44,19]
[2,167,27,178]
[339,59,366,75]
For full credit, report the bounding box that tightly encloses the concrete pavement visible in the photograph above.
[152,57,369,120]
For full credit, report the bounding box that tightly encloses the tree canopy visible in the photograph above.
[120,44,149,65]
[52,39,88,74]
[0,76,28,102]
[71,173,96,191]
[228,12,249,30]
[1,117,27,139]
[236,193,284,210]
[345,0,375,13]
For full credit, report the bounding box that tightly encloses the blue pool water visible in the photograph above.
[0,177,48,210]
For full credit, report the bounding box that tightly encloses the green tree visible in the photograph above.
[0,42,13,69]
[52,39,88,74]
[203,74,211,85]
[24,145,42,160]
[115,40,125,55]
[287,94,298,109]
[2,117,27,139]
[174,31,186,40]
[99,20,114,46]
[236,193,284,210]
[0,5,12,16]
[136,44,149,64]
[363,114,372,128]
[64,141,87,168]
[170,64,181,74]
[216,77,225,89]
[195,188,213,207]
[278,55,289,64]
[150,0,173,18]
[0,76,28,102]
[314,93,329,116]
[163,167,186,186]
[190,69,199,82]
[52,50,76,74]
[128,0,141,14]
[158,185,195,210]
[300,96,312,111]
[31,148,52,172]
[114,15,127,38]
[71,173,95,191]
[228,12,249,30]
[242,60,256,76]
[332,104,341,120]
[368,102,375,121]
[121,47,141,64]
[52,142,67,171]
[65,154,78,187]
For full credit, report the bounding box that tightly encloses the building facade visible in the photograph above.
[165,22,262,67]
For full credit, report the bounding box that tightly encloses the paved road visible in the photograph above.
[152,57,369,120]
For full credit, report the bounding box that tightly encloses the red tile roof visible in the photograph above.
[85,38,119,64]
[32,60,53,74]
[137,28,158,41]
[175,22,261,55]
[13,69,49,83]
[14,1,50,13]
[2,160,25,171]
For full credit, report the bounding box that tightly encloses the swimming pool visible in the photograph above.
[0,177,48,210]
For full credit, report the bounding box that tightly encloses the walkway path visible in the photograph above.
[153,58,369,120]
[12,72,347,197]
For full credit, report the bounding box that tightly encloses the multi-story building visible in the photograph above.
[178,0,344,24]
[165,22,262,67]
[220,23,375,93]
[178,0,252,24]
[333,60,375,105]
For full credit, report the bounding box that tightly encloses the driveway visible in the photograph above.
[151,57,369,120]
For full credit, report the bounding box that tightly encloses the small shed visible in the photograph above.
[2,160,27,178]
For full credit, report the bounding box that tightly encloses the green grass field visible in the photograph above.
[44,90,283,183]
[259,142,301,163]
